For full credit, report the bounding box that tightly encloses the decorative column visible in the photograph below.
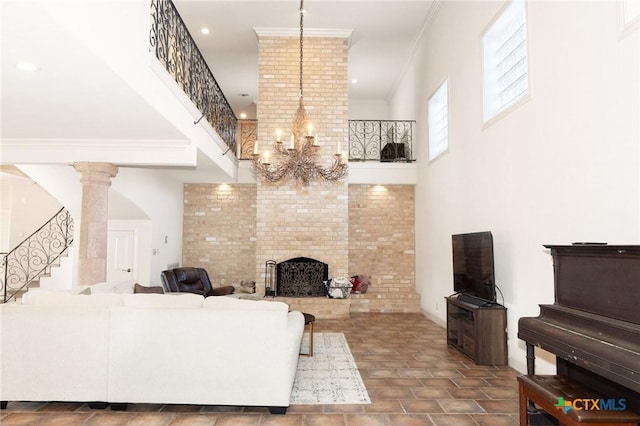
[73,162,118,285]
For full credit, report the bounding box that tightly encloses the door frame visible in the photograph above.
[107,219,151,285]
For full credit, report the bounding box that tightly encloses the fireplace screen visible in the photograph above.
[276,257,328,297]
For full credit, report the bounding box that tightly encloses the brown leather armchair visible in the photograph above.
[160,267,235,297]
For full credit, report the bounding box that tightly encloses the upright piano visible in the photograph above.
[518,244,640,416]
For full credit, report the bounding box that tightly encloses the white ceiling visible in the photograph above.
[1,1,187,141]
[174,0,436,119]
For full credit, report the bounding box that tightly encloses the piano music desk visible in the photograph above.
[518,375,640,426]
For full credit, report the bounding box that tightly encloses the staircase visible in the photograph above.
[1,207,74,303]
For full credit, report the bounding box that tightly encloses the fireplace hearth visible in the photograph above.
[275,257,328,297]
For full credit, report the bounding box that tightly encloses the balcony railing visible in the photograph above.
[239,120,416,162]
[149,1,414,164]
[149,0,237,152]
[348,120,415,162]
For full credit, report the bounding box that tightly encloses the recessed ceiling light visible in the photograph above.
[240,113,247,119]
[201,27,210,35]
[351,78,358,84]
[16,62,38,72]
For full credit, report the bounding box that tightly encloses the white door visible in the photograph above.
[107,230,135,282]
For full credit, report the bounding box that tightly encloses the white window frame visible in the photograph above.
[428,79,449,161]
[482,0,530,126]
[618,0,640,39]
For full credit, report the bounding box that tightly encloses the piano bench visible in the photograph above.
[518,375,640,426]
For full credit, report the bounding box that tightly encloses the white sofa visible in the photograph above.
[0,291,305,414]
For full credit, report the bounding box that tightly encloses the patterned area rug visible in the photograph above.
[291,332,371,405]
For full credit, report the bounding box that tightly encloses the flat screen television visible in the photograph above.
[452,231,496,303]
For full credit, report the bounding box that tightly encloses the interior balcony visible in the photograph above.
[2,0,417,187]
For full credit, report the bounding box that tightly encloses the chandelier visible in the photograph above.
[252,0,348,185]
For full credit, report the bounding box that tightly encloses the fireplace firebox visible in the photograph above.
[273,257,329,297]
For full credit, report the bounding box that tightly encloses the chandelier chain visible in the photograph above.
[299,0,304,101]
[252,0,348,185]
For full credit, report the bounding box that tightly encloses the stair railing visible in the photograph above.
[1,207,74,303]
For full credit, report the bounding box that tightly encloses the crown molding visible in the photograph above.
[387,0,443,101]
[0,138,190,150]
[0,138,196,166]
[254,27,352,39]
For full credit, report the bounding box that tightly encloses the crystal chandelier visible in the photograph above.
[252,0,348,185]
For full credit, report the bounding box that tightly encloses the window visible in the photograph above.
[619,0,640,38]
[623,0,640,24]
[428,80,448,161]
[482,0,529,124]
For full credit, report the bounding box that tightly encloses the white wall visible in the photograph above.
[349,99,390,120]
[15,164,184,287]
[0,173,62,251]
[111,168,183,286]
[393,1,639,374]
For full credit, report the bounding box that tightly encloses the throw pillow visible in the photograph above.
[90,280,135,294]
[134,283,164,294]
[210,285,235,296]
[238,280,256,294]
[90,281,116,294]
[350,276,361,293]
[350,275,370,294]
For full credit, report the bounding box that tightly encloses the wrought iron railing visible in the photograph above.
[238,119,258,160]
[241,120,416,163]
[149,0,237,153]
[1,207,74,303]
[348,120,415,162]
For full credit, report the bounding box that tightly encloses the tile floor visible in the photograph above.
[0,312,522,425]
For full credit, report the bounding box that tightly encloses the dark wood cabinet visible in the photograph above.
[446,296,507,366]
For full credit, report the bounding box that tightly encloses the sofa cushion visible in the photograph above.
[21,289,58,305]
[203,296,288,312]
[134,283,164,294]
[123,293,204,309]
[26,292,124,307]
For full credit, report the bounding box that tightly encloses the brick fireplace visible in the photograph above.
[254,31,350,298]
[182,183,420,319]
[181,30,421,319]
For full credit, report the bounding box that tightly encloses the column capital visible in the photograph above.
[73,162,118,185]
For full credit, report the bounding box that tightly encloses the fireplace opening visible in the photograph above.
[275,257,328,297]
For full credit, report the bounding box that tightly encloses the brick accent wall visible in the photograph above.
[182,184,256,286]
[255,34,350,291]
[181,183,419,312]
[348,185,419,313]
[180,33,420,315]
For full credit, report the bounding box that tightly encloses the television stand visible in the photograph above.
[456,293,492,307]
[446,296,507,365]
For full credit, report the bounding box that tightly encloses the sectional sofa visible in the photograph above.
[0,291,305,414]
